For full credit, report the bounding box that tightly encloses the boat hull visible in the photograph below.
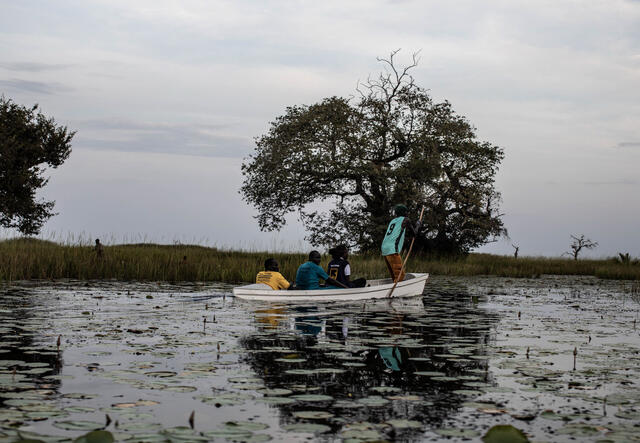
[233,273,429,302]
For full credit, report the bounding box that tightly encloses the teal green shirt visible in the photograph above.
[295,261,329,290]
[381,216,406,256]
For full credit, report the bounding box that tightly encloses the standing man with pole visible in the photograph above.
[381,204,422,283]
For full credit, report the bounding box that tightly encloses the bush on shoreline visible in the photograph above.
[1,238,638,283]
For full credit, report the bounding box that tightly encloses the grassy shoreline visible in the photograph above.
[1,238,639,283]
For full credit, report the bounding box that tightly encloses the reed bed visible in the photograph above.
[1,238,639,283]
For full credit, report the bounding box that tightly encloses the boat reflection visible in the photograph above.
[241,288,498,438]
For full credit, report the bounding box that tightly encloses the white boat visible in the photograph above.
[233,273,429,302]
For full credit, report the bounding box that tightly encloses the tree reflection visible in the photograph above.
[0,286,63,411]
[240,287,499,438]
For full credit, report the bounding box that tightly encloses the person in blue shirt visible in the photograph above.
[296,250,348,290]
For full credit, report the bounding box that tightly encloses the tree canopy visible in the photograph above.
[241,52,506,254]
[0,97,74,235]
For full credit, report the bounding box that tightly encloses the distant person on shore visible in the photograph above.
[256,258,291,290]
[94,239,104,259]
[381,204,420,282]
[296,251,348,290]
[328,245,366,288]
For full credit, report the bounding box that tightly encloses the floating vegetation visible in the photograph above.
[0,276,639,441]
[482,425,529,442]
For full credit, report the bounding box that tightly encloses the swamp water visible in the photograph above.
[0,276,639,442]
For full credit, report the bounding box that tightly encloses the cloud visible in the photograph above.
[581,179,638,185]
[0,62,73,72]
[0,78,71,95]
[74,119,252,158]
[615,142,640,148]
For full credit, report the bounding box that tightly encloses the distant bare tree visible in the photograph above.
[512,244,519,259]
[565,234,598,260]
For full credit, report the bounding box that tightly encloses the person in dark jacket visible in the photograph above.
[327,245,366,288]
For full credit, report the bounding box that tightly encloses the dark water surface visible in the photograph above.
[1,276,639,442]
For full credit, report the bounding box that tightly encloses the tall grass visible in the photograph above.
[1,238,639,283]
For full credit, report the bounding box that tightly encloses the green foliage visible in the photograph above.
[1,237,639,282]
[73,430,114,443]
[241,52,505,254]
[0,96,74,235]
[482,425,529,443]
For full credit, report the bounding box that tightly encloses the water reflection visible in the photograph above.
[241,286,499,439]
[0,286,63,421]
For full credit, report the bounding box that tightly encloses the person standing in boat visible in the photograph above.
[256,258,291,290]
[381,204,421,282]
[295,251,348,290]
[327,245,366,288]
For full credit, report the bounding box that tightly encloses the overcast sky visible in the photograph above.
[1,0,639,257]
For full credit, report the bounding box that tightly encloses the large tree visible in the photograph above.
[0,97,74,235]
[241,51,506,254]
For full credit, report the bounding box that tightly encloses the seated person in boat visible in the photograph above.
[295,251,348,290]
[256,258,291,290]
[328,244,366,288]
[381,204,421,282]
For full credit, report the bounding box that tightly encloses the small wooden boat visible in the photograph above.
[233,273,429,302]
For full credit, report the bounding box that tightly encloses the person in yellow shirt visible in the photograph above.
[256,258,291,290]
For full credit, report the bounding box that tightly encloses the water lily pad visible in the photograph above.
[614,409,640,420]
[283,423,331,433]
[53,420,104,431]
[453,389,483,396]
[202,430,252,439]
[62,393,98,400]
[118,422,162,433]
[257,396,297,405]
[539,410,564,420]
[73,430,115,443]
[228,435,272,443]
[414,371,446,377]
[341,429,383,440]
[222,421,270,431]
[64,406,97,413]
[293,411,334,419]
[386,394,423,401]
[284,369,316,375]
[144,371,176,378]
[482,425,529,443]
[257,388,292,396]
[231,382,264,390]
[342,362,366,367]
[556,423,601,437]
[122,433,166,442]
[228,376,262,383]
[386,419,422,429]
[162,385,197,393]
[369,386,401,394]
[162,427,209,441]
[292,394,333,402]
[333,400,366,409]
[436,428,480,438]
[356,396,389,407]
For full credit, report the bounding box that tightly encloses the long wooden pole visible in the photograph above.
[387,206,425,298]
